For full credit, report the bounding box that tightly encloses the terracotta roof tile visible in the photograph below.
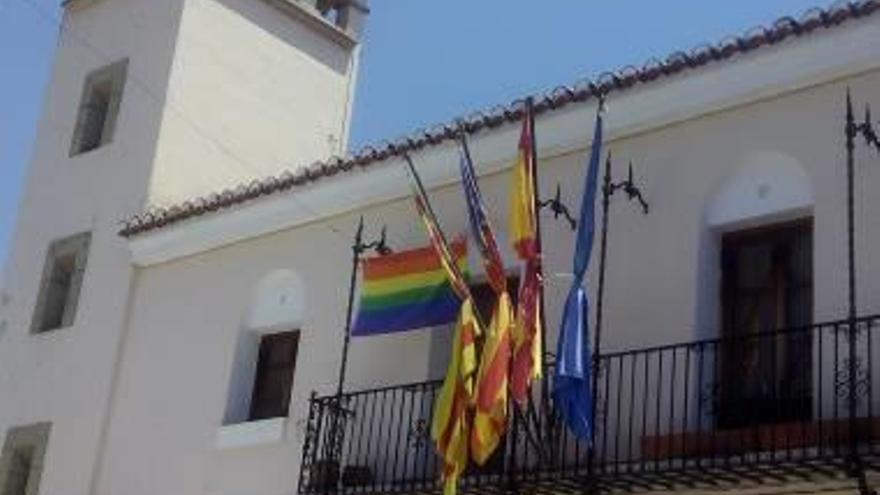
[120,0,880,238]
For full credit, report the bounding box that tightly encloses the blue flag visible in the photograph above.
[554,108,603,441]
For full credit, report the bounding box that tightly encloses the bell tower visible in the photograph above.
[0,1,366,494]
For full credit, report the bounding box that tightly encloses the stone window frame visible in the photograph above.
[69,58,128,156]
[30,232,91,334]
[0,423,51,495]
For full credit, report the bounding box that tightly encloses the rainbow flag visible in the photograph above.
[352,240,468,336]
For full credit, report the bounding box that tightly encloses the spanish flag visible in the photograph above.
[457,135,512,465]
[509,98,544,405]
[406,155,480,495]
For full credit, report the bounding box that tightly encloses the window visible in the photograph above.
[718,219,813,428]
[248,330,300,421]
[0,423,50,495]
[70,59,127,156]
[31,232,91,333]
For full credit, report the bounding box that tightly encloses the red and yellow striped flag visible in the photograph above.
[509,100,544,405]
[408,169,479,495]
[458,137,512,465]
[431,297,480,495]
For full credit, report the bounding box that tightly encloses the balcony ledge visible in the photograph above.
[216,417,286,450]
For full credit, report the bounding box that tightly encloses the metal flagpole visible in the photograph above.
[335,217,364,400]
[524,98,555,427]
[587,153,613,483]
[589,153,648,481]
[592,153,614,403]
[328,216,390,467]
[335,217,392,397]
[843,89,879,491]
[845,91,859,473]
[594,159,649,357]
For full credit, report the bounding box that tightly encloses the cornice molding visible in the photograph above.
[127,11,880,267]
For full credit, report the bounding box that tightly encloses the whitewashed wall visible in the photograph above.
[0,2,185,495]
[100,67,880,494]
[0,1,360,495]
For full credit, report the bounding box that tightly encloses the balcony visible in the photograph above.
[297,316,880,494]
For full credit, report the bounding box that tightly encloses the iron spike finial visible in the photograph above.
[847,87,854,117]
[376,225,392,255]
[355,215,365,245]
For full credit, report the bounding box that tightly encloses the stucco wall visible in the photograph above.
[0,1,360,495]
[147,0,357,207]
[0,2,185,495]
[96,68,880,495]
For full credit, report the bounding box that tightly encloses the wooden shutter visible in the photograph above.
[249,331,300,421]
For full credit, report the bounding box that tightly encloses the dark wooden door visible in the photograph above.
[719,220,813,428]
[249,331,300,421]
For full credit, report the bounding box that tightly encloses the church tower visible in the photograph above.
[0,1,366,494]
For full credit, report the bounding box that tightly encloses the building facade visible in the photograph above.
[3,1,880,495]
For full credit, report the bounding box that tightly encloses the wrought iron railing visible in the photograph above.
[298,315,880,494]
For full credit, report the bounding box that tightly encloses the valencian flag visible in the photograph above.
[457,135,513,465]
[405,155,481,495]
[352,240,468,336]
[554,104,603,440]
[509,98,543,405]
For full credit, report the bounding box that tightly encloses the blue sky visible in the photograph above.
[0,0,821,270]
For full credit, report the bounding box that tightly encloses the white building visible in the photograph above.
[3,1,880,494]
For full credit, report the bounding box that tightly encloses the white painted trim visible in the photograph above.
[129,15,880,267]
[215,417,286,450]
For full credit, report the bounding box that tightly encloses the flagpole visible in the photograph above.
[592,151,613,404]
[329,217,390,467]
[588,145,648,479]
[325,216,366,470]
[403,153,457,265]
[525,98,552,413]
[525,99,561,465]
[403,152,486,332]
[335,216,365,400]
[842,89,880,481]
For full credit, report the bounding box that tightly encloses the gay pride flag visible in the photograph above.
[352,239,468,336]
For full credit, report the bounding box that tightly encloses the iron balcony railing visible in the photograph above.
[297,315,880,494]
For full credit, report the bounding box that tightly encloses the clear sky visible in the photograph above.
[0,0,822,272]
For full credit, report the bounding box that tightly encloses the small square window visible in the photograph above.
[248,330,300,421]
[31,232,91,333]
[70,59,127,156]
